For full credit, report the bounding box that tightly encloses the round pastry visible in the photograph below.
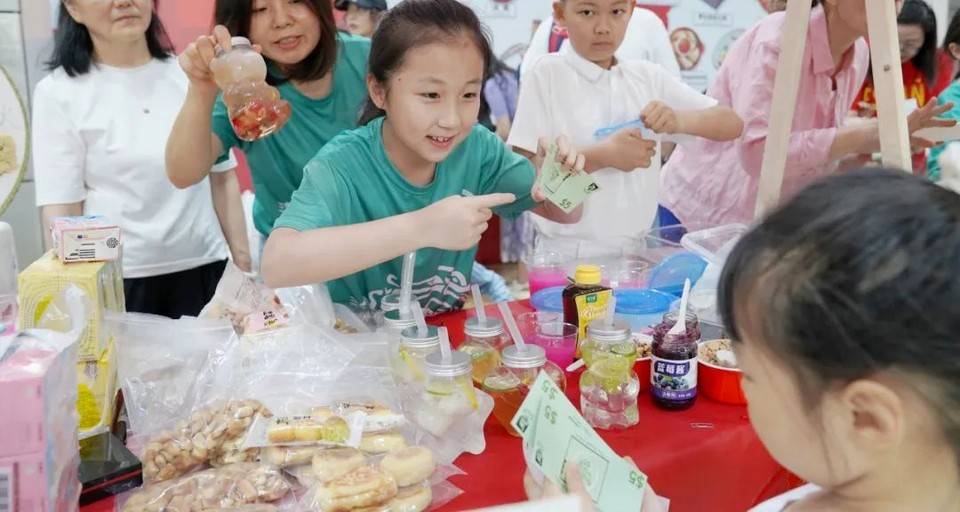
[315,465,398,512]
[294,421,324,442]
[388,484,433,512]
[312,447,366,482]
[379,447,436,487]
[359,431,407,454]
[264,445,317,467]
[267,420,296,444]
[322,417,350,443]
[311,406,336,422]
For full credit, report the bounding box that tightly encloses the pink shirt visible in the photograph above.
[661,6,870,226]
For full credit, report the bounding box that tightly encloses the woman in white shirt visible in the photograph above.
[32,0,249,318]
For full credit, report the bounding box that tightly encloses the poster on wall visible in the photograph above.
[640,0,770,91]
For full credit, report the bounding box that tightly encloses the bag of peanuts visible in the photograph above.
[122,462,290,512]
[139,399,271,484]
[109,311,235,449]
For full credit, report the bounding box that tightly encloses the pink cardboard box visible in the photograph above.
[51,216,121,263]
[0,333,78,458]
[0,450,81,512]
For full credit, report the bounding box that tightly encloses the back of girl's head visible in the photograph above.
[899,0,938,84]
[719,168,960,467]
[943,7,960,77]
[214,0,337,84]
[47,1,174,77]
[359,0,494,125]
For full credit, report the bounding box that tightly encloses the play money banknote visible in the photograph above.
[512,372,647,512]
[535,144,599,214]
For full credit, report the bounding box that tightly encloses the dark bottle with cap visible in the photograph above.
[563,265,613,355]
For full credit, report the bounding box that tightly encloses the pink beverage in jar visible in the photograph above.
[531,321,578,369]
[526,251,569,296]
[210,37,291,141]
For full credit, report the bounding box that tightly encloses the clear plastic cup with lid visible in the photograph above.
[580,320,640,429]
[413,350,478,436]
[459,316,509,386]
[391,325,439,385]
[209,36,291,141]
[482,345,565,436]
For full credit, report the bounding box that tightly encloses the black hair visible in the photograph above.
[215,0,338,85]
[718,168,960,468]
[899,0,938,85]
[943,7,960,79]
[47,1,174,77]
[359,0,494,125]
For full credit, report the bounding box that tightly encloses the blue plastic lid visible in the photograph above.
[614,289,675,316]
[530,286,565,313]
[647,251,707,296]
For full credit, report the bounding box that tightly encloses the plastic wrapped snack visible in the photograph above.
[311,401,405,433]
[122,463,290,511]
[211,435,261,467]
[305,465,398,512]
[263,445,324,468]
[140,399,271,483]
[200,263,288,335]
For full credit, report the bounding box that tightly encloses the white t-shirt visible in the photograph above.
[508,50,716,256]
[521,8,680,80]
[32,58,234,279]
[750,484,821,511]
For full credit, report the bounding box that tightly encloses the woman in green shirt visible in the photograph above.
[166,0,370,237]
[262,0,585,315]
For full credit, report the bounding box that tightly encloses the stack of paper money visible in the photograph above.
[510,372,647,512]
[536,144,599,214]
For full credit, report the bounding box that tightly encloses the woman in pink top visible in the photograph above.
[661,0,950,227]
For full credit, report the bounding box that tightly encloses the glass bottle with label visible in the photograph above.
[459,317,509,386]
[483,345,565,436]
[651,311,700,410]
[580,320,640,429]
[562,265,613,354]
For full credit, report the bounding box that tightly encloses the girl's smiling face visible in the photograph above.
[370,35,485,174]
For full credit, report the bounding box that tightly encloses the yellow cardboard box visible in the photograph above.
[18,251,124,361]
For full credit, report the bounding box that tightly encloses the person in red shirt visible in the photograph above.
[855,0,948,174]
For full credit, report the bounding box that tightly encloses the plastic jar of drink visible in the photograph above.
[651,311,700,410]
[413,350,478,437]
[482,345,565,436]
[391,325,439,385]
[459,317,508,386]
[210,37,291,141]
[580,320,640,429]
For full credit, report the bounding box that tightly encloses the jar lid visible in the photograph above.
[380,292,400,312]
[464,317,504,337]
[424,350,472,377]
[501,345,546,369]
[231,36,253,48]
[587,319,631,343]
[400,325,440,348]
[384,309,416,329]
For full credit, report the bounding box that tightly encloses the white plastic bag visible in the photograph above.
[108,311,235,440]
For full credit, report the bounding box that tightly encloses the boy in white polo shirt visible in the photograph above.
[508,0,743,257]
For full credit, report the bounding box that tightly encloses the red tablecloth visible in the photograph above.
[428,302,802,512]
[81,302,800,512]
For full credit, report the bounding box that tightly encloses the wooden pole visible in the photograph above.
[753,0,812,220]
[867,1,912,171]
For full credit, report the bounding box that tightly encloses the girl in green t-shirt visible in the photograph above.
[261,0,586,313]
[166,0,371,241]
